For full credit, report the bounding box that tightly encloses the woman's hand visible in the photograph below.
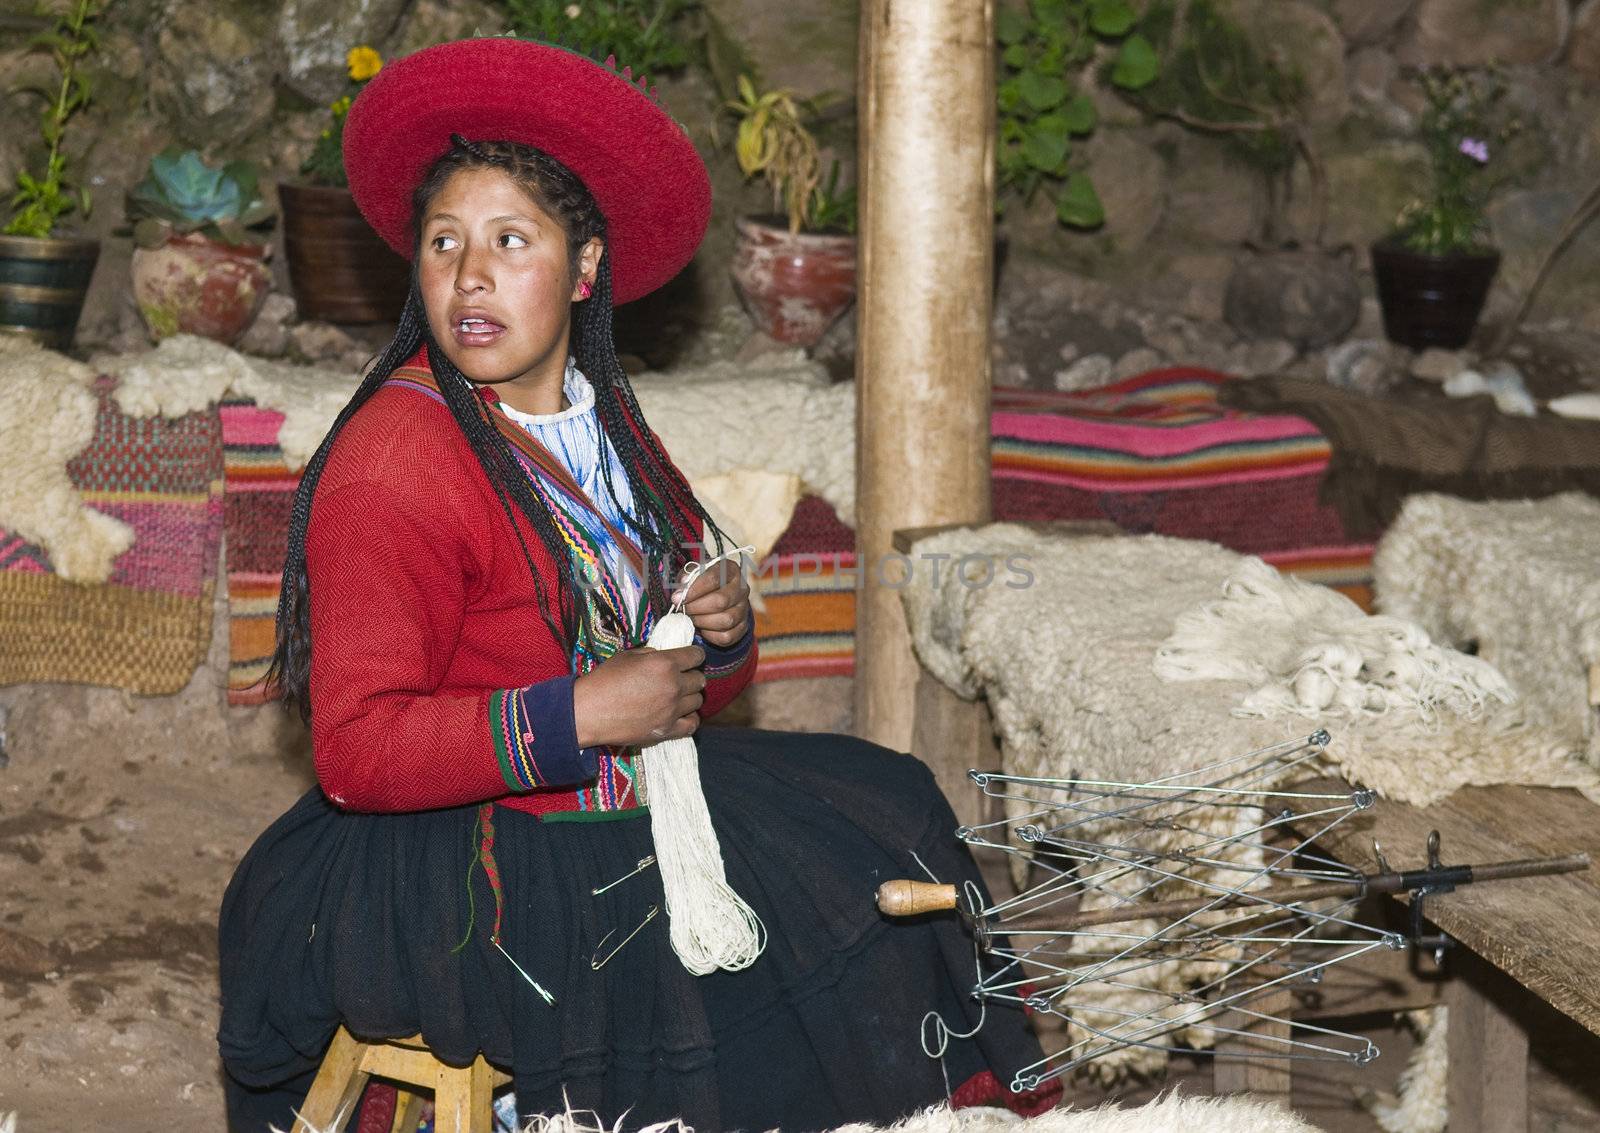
[674,558,751,648]
[572,644,706,748]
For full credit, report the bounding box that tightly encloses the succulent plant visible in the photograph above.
[126,149,275,248]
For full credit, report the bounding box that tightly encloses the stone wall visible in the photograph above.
[3,0,1600,357]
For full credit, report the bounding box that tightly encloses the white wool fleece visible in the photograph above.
[1376,492,1600,769]
[0,337,134,581]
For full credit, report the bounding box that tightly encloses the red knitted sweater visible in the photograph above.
[305,364,756,817]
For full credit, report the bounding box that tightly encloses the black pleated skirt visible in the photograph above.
[218,727,1045,1132]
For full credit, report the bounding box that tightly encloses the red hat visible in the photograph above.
[342,37,711,306]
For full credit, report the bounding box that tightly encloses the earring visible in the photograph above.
[577,280,593,300]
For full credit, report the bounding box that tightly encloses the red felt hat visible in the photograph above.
[342,37,711,306]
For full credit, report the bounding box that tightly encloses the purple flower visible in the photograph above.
[1459,137,1490,164]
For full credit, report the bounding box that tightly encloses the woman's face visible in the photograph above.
[418,166,602,403]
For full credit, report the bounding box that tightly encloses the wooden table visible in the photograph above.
[1287,778,1600,1133]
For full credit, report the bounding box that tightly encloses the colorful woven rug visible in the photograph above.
[752,368,1374,683]
[221,368,1374,699]
[0,377,223,694]
[221,399,298,704]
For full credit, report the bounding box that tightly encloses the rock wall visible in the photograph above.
[3,0,1600,357]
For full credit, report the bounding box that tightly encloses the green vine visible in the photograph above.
[4,0,103,238]
[996,0,1158,229]
[495,0,700,77]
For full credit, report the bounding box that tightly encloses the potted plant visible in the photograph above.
[1372,68,1514,350]
[278,44,412,324]
[0,0,104,351]
[725,76,858,347]
[126,149,276,344]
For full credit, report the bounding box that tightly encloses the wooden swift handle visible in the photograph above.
[876,880,958,916]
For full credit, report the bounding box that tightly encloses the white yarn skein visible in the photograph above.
[641,547,766,975]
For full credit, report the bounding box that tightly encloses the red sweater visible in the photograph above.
[305,367,756,817]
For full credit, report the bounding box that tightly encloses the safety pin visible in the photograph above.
[592,854,656,896]
[590,905,659,970]
[492,936,556,1006]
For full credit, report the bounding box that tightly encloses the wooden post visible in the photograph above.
[854,0,996,752]
[1446,953,1530,1133]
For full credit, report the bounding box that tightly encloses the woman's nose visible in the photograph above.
[454,243,491,294]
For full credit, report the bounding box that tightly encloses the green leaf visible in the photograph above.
[1089,0,1138,37]
[1060,92,1097,134]
[1021,119,1070,171]
[1018,69,1068,111]
[1056,172,1105,228]
[1110,33,1159,90]
[1002,44,1030,70]
[1034,0,1069,23]
[996,8,1030,46]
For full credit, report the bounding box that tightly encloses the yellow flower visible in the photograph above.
[330,95,352,117]
[346,45,382,82]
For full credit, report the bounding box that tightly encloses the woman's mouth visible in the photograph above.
[452,316,506,347]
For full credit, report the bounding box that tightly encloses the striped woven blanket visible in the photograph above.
[222,368,1373,700]
[0,378,223,694]
[752,368,1373,683]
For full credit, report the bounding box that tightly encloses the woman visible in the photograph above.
[217,37,1050,1133]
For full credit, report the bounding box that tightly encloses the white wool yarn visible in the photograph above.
[1154,557,1515,723]
[641,548,766,975]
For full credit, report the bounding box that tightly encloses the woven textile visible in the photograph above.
[754,369,1373,683]
[221,399,297,704]
[0,377,223,693]
[222,369,1373,697]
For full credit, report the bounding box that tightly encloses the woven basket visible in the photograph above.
[0,573,213,695]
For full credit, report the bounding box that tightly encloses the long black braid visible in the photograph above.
[267,136,729,721]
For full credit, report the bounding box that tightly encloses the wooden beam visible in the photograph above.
[854,0,996,753]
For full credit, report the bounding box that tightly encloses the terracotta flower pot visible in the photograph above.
[279,182,411,323]
[131,232,271,345]
[730,215,857,347]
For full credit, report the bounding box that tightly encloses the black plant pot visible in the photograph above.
[1370,239,1500,350]
[0,233,101,350]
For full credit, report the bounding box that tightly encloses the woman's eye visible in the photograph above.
[499,232,528,249]
[431,234,458,252]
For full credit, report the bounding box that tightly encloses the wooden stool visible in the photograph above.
[292,1025,511,1133]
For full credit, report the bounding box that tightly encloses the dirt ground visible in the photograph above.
[3,628,1600,1132]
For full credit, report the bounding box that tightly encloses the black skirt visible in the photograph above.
[218,727,1045,1132]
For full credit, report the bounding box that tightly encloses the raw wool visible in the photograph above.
[631,353,854,525]
[900,525,1599,811]
[1154,558,1514,723]
[280,1093,1324,1133]
[0,336,134,582]
[640,549,765,974]
[99,335,361,472]
[1374,492,1600,767]
[823,1093,1324,1133]
[898,525,1600,1075]
[1361,1007,1448,1133]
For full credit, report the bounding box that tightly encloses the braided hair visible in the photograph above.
[267,136,729,721]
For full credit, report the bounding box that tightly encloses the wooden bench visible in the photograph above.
[1286,778,1600,1133]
